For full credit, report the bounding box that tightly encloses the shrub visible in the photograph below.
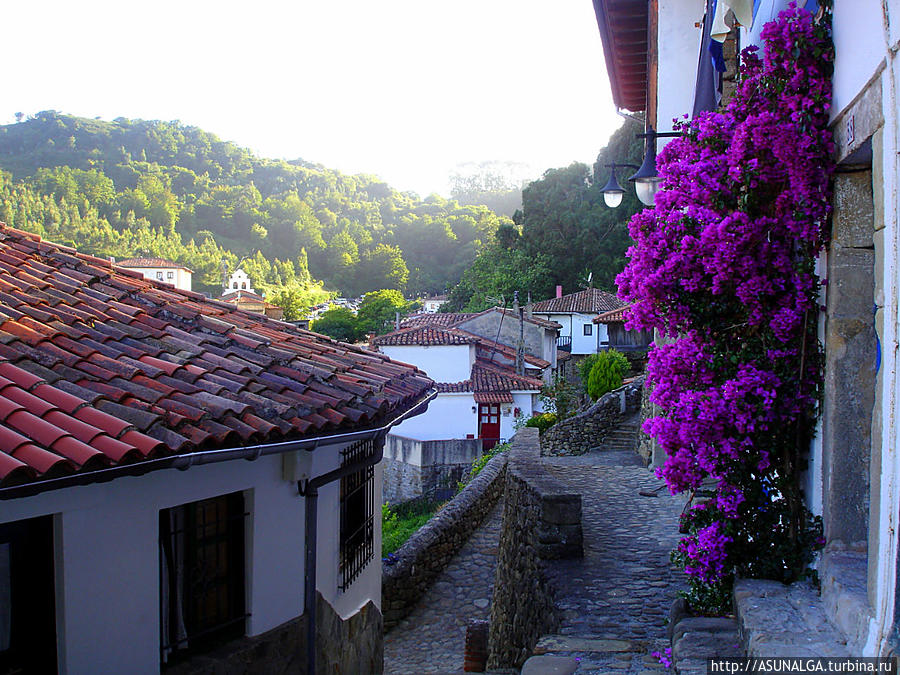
[524,412,558,433]
[457,441,508,493]
[586,350,628,400]
[539,375,580,420]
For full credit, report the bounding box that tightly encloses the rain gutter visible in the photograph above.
[0,389,437,502]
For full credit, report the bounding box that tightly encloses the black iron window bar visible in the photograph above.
[339,439,376,591]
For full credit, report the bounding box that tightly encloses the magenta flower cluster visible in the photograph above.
[617,5,833,603]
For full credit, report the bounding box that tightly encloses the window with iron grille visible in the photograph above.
[339,439,376,591]
[159,491,248,666]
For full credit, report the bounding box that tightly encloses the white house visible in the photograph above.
[373,324,546,446]
[371,321,546,504]
[594,0,900,656]
[117,257,193,292]
[531,287,626,355]
[0,224,433,674]
[421,294,448,313]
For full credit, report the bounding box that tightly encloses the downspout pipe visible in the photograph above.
[296,389,436,674]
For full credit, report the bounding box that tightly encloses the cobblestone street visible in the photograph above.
[384,444,687,674]
[384,501,504,674]
[538,449,687,674]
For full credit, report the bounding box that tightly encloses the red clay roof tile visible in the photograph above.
[0,223,433,489]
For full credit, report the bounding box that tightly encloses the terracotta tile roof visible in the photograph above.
[593,306,630,323]
[400,312,476,328]
[462,306,561,330]
[434,360,543,399]
[473,392,513,404]
[531,288,625,315]
[221,289,265,303]
[402,307,561,331]
[373,322,550,370]
[0,223,433,488]
[469,333,550,370]
[117,257,193,272]
[371,325,479,347]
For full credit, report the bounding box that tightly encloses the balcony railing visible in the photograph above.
[556,336,572,352]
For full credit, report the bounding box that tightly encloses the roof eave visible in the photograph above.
[592,0,650,113]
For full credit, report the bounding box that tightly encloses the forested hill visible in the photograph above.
[0,111,511,300]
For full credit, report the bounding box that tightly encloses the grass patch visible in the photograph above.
[382,499,443,557]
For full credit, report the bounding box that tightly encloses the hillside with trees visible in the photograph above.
[0,111,511,301]
[444,119,645,311]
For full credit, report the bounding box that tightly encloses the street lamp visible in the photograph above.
[600,124,681,207]
[599,162,639,208]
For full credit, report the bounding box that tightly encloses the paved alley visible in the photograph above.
[537,448,687,673]
[384,438,687,674]
[384,501,504,674]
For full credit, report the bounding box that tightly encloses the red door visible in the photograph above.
[478,403,501,451]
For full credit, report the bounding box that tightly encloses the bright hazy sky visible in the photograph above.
[2,0,623,197]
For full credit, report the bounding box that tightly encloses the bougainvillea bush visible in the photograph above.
[617,4,833,612]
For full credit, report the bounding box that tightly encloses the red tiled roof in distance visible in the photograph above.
[593,306,631,324]
[400,313,476,328]
[117,258,193,272]
[371,325,479,347]
[0,223,434,489]
[531,288,625,315]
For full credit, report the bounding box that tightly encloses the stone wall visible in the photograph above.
[317,592,383,675]
[169,592,382,675]
[382,450,508,630]
[488,428,581,669]
[382,435,483,505]
[540,377,644,456]
[637,379,655,466]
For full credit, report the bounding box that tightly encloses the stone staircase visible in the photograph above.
[595,415,640,453]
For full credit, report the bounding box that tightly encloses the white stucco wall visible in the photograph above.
[390,392,476,441]
[536,312,573,338]
[831,1,887,121]
[505,392,540,440]
[126,266,193,292]
[379,344,472,384]
[1,443,381,674]
[658,0,705,128]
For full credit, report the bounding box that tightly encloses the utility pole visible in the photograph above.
[515,291,525,376]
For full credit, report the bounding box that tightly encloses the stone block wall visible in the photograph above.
[540,377,644,456]
[488,428,581,669]
[169,591,382,675]
[382,450,508,630]
[382,435,483,505]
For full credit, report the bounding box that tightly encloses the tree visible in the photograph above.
[586,350,629,400]
[444,242,553,312]
[312,307,364,343]
[353,244,409,294]
[519,119,644,295]
[356,289,416,335]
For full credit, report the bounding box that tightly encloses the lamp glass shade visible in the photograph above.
[634,177,662,206]
[599,170,626,208]
[603,190,624,208]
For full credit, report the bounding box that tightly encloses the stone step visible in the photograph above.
[733,579,851,658]
[524,635,669,674]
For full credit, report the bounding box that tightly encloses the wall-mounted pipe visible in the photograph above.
[297,388,435,675]
[297,390,437,675]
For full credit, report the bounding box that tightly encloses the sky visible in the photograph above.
[2,0,623,197]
